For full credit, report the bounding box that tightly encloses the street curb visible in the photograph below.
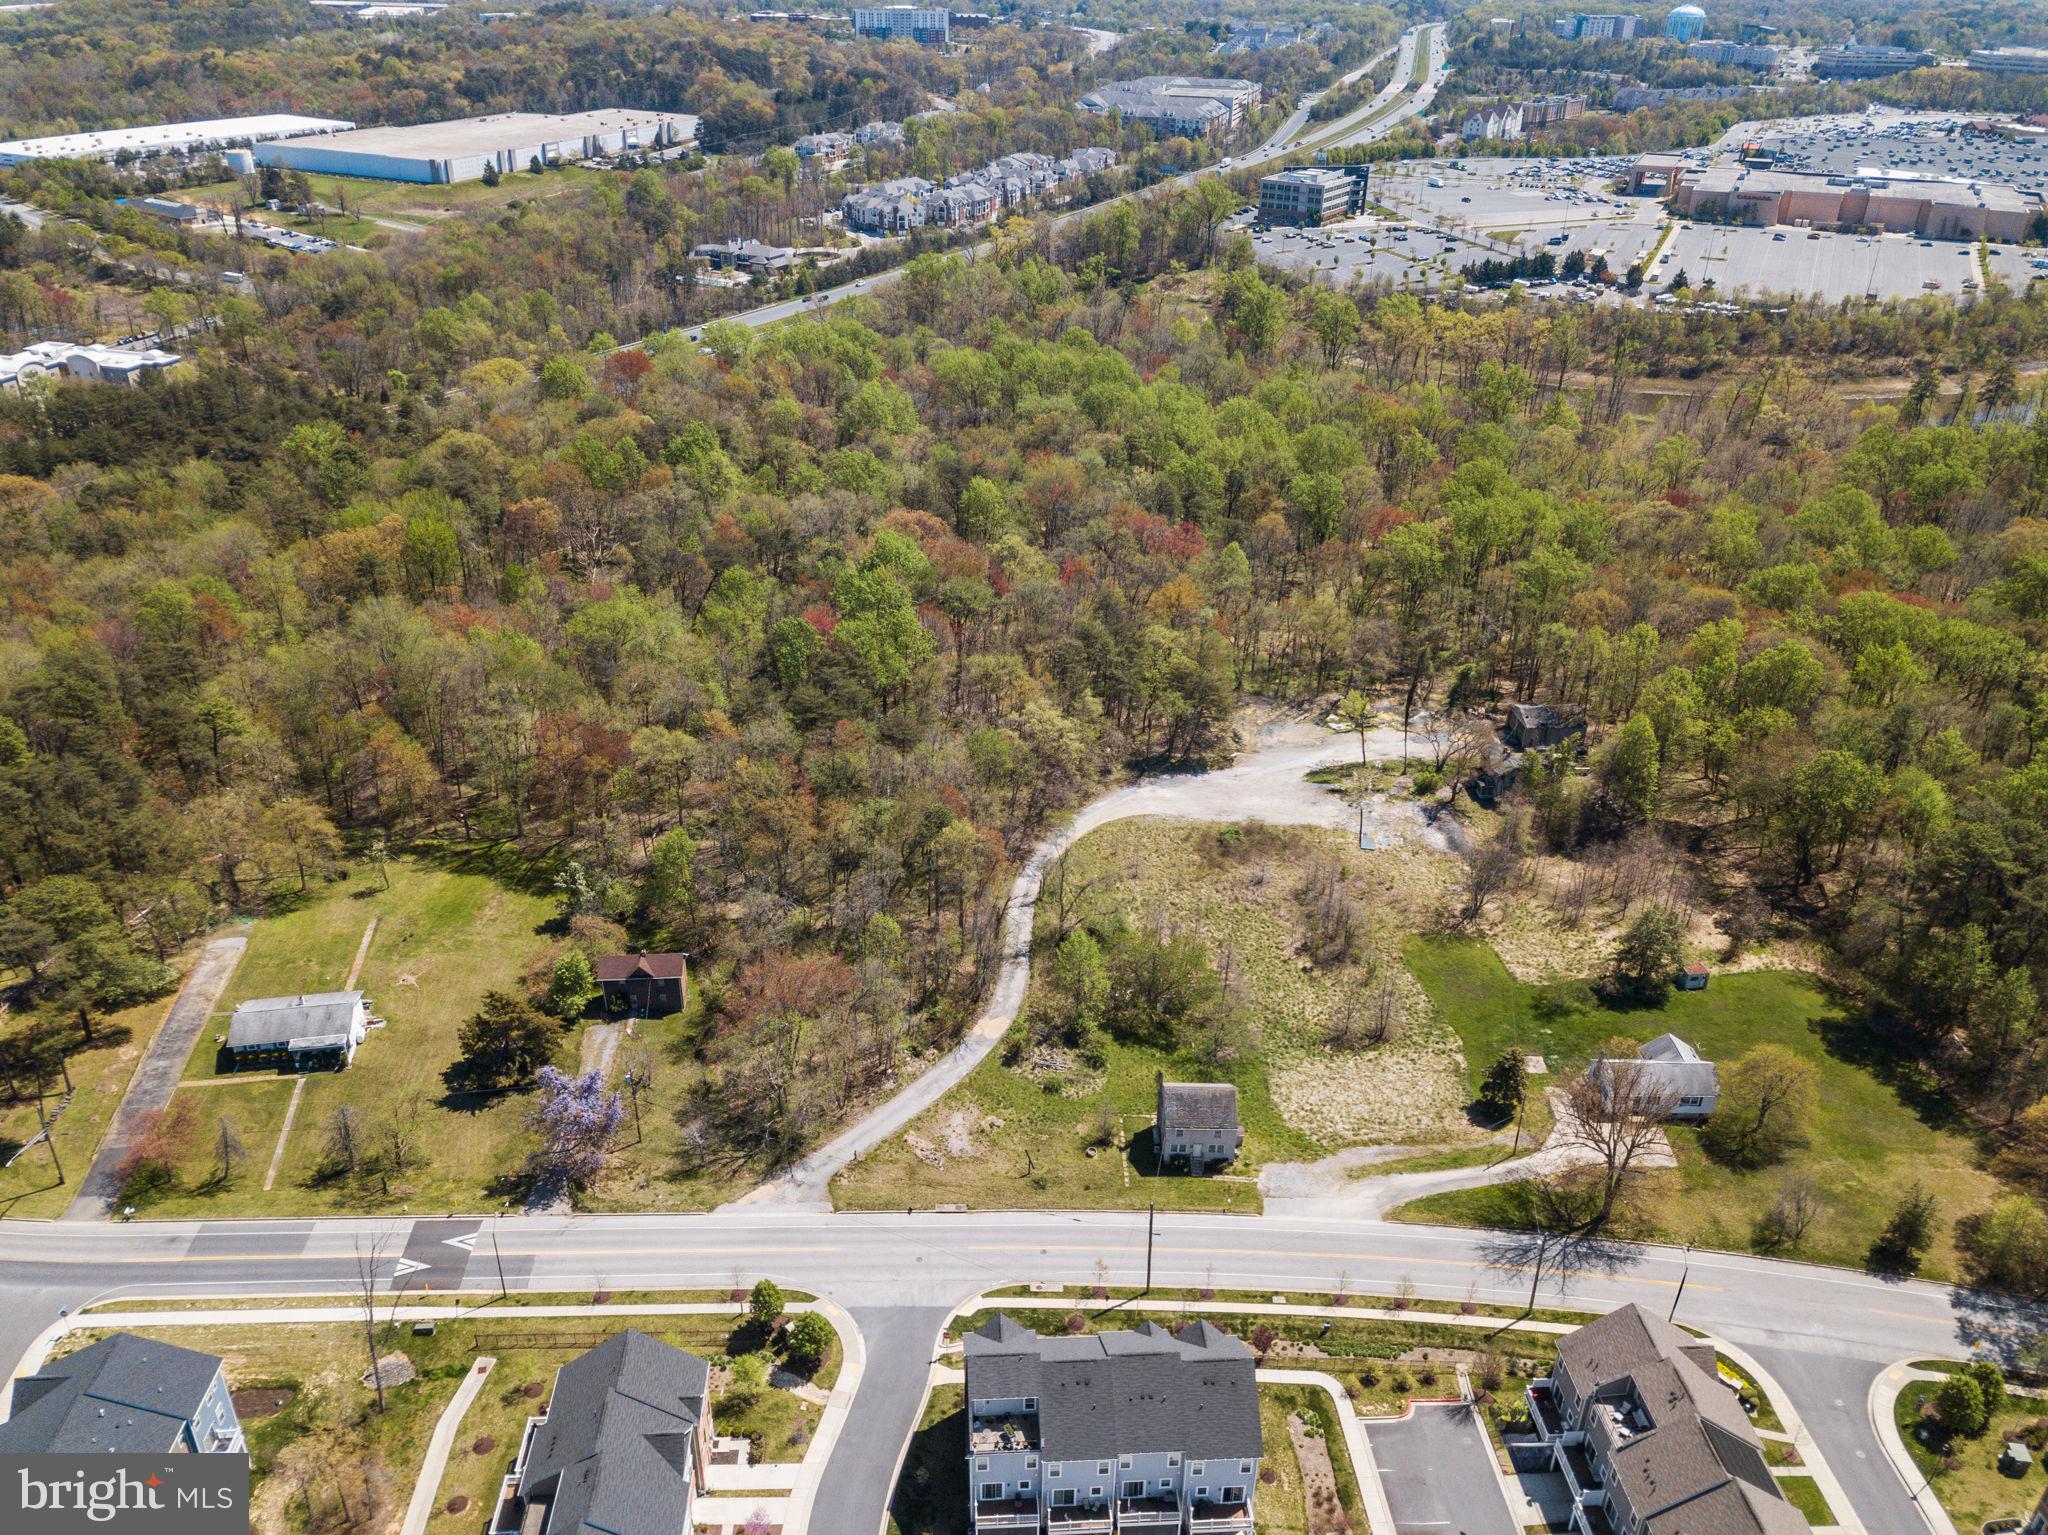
[1868,1359,1961,1535]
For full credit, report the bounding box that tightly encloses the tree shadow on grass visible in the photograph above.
[1811,985,1974,1136]
[408,838,568,901]
[887,1401,969,1535]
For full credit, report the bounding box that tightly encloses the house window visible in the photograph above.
[1157,1479,1172,1491]
[1024,1397,1038,1411]
[1020,1483,1033,1494]
[1197,1488,1208,1498]
[1090,1487,1104,1498]
[1098,1463,1111,1476]
[1191,1463,1206,1476]
[1123,1482,1144,1498]
[1238,1463,1251,1475]
[1223,1487,1245,1503]
[1167,1456,1180,1468]
[977,1458,990,1471]
[1053,1491,1075,1507]
[980,1483,1004,1501]
[1026,1459,1038,1470]
[1120,1458,1132,1469]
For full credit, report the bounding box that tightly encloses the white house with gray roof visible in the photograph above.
[225,990,371,1069]
[0,1332,243,1454]
[963,1313,1261,1535]
[1588,1034,1718,1120]
[1526,1304,1802,1535]
[492,1330,711,1535]
[1155,1076,1242,1172]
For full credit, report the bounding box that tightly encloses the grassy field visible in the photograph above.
[83,1290,812,1313]
[1892,1377,2046,1534]
[1392,938,2001,1277]
[182,165,606,224]
[143,857,556,1216]
[0,987,184,1218]
[53,1306,836,1535]
[1257,1388,1314,1535]
[1776,1475,1838,1526]
[836,819,1476,1213]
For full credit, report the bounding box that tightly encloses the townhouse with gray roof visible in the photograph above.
[491,1330,711,1535]
[0,1332,243,1454]
[963,1313,1261,1535]
[1525,1305,1804,1535]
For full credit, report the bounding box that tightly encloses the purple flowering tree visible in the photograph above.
[527,1066,624,1196]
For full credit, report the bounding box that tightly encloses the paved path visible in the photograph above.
[64,935,246,1221]
[726,712,1448,1210]
[1867,1364,1957,1535]
[401,1355,495,1535]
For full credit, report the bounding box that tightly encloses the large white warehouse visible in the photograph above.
[251,109,699,183]
[0,114,355,166]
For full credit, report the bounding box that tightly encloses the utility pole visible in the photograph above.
[1144,1204,1156,1293]
[1668,1240,1696,1322]
[38,1093,63,1185]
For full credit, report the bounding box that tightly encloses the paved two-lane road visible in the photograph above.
[0,1207,1990,1535]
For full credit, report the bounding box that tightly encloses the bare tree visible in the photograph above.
[1753,1175,1822,1251]
[376,1092,426,1194]
[1479,1171,1644,1323]
[323,1105,362,1176]
[352,1235,396,1413]
[1461,835,1522,923]
[1558,1048,1679,1225]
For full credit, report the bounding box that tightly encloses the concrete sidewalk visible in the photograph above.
[401,1356,494,1535]
[66,935,247,1221]
[1259,1368,1400,1535]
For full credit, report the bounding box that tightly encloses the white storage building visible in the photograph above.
[253,109,699,184]
[0,114,355,167]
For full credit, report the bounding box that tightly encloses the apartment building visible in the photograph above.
[1526,1306,1805,1535]
[1553,14,1644,40]
[853,5,950,46]
[1078,77,1263,139]
[964,1314,1261,1535]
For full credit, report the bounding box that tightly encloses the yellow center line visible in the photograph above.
[965,1244,1718,1291]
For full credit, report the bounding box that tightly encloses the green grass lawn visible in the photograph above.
[54,1306,833,1535]
[888,1383,967,1535]
[836,818,1475,1213]
[1258,1388,1314,1535]
[1392,938,2001,1278]
[1892,1377,2047,1534]
[1776,1475,1837,1526]
[148,857,556,1216]
[0,988,182,1218]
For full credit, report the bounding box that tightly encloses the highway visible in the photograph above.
[654,24,1448,349]
[0,1207,1993,1535]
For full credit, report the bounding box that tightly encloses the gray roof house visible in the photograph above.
[1525,1305,1802,1535]
[1503,702,1586,750]
[963,1313,1261,1535]
[1156,1076,1242,1173]
[0,1332,244,1454]
[225,990,371,1069]
[1589,1034,1719,1119]
[492,1330,712,1535]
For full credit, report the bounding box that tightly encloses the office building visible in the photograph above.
[253,109,698,184]
[1522,94,1587,127]
[852,6,950,46]
[1686,39,1784,69]
[964,1313,1261,1535]
[0,113,354,167]
[1969,46,2048,74]
[1811,42,1935,78]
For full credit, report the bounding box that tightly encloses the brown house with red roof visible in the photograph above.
[594,953,688,1018]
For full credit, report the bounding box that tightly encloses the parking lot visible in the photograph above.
[1377,156,1661,244]
[1655,222,2040,302]
[1365,1403,1520,1535]
[1236,210,1474,290]
[1709,107,2048,200]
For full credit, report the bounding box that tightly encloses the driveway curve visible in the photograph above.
[725,710,1450,1211]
